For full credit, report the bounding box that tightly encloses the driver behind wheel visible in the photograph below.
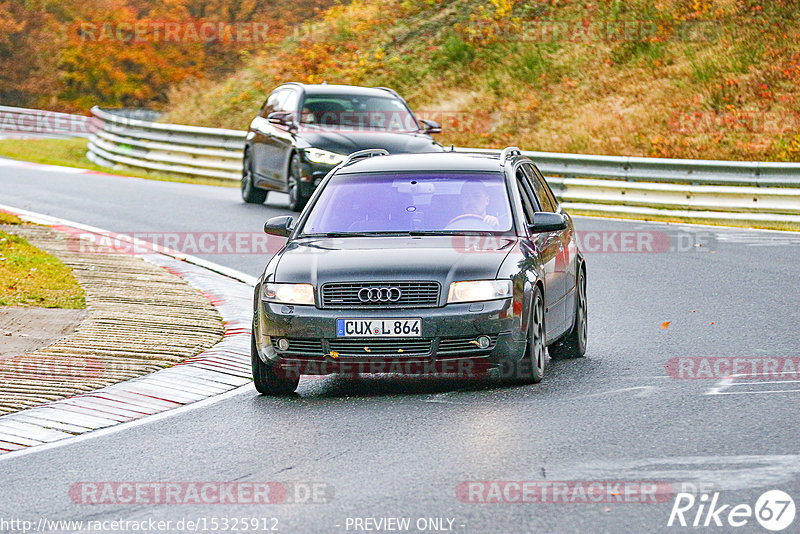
[457,182,500,229]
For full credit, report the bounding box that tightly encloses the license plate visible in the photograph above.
[336,318,421,337]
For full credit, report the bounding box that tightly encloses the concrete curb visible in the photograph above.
[0,224,226,415]
[0,208,255,455]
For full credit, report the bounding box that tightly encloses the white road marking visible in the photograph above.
[547,455,800,492]
[706,372,800,396]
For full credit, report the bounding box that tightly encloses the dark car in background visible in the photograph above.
[251,148,587,394]
[242,83,444,211]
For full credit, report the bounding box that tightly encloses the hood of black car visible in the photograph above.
[272,236,516,292]
[299,129,443,155]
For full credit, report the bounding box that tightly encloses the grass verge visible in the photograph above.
[0,224,86,309]
[0,212,24,225]
[0,138,237,188]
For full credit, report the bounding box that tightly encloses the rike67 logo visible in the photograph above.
[668,489,796,531]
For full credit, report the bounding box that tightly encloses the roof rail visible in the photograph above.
[374,87,402,99]
[342,148,390,166]
[500,146,522,167]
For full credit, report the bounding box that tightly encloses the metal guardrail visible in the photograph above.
[83,107,800,223]
[0,105,93,138]
[86,106,245,180]
[460,148,800,188]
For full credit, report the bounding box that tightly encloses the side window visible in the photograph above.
[530,164,560,211]
[522,164,554,212]
[516,170,537,225]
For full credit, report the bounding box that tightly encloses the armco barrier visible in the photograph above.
[81,107,800,223]
[0,105,93,138]
[87,106,245,180]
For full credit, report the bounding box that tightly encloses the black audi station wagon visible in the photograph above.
[242,83,444,211]
[251,148,587,394]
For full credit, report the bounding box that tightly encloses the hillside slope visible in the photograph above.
[165,0,800,161]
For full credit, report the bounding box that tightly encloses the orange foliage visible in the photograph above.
[0,0,333,110]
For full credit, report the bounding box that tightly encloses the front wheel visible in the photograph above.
[549,267,587,359]
[251,334,299,395]
[242,149,268,204]
[287,153,310,212]
[503,286,546,385]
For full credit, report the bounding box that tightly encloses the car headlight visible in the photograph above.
[447,280,512,304]
[262,283,315,305]
[305,148,348,166]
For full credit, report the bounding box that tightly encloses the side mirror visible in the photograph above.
[264,215,294,238]
[528,212,567,233]
[420,119,441,134]
[267,111,296,129]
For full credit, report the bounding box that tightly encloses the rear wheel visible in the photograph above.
[251,334,299,395]
[287,153,310,212]
[242,149,268,204]
[503,286,546,384]
[549,267,587,359]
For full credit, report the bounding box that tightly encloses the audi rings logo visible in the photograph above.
[358,287,402,303]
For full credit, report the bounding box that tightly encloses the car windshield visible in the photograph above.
[300,172,514,235]
[299,94,418,132]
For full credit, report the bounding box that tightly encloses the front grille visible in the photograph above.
[437,334,499,355]
[271,338,324,356]
[321,281,440,308]
[327,338,433,357]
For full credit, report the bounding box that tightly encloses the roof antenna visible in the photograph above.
[450,144,454,152]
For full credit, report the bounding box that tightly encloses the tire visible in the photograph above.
[287,153,310,212]
[251,334,299,395]
[242,149,268,204]
[503,286,546,385]
[549,266,587,360]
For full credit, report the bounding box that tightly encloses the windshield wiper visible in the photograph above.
[300,232,377,238]
[404,230,458,236]
[301,230,508,238]
[404,230,505,236]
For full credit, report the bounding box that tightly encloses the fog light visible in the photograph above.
[277,338,290,351]
[476,336,491,349]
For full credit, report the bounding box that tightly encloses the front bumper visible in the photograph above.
[254,298,526,376]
